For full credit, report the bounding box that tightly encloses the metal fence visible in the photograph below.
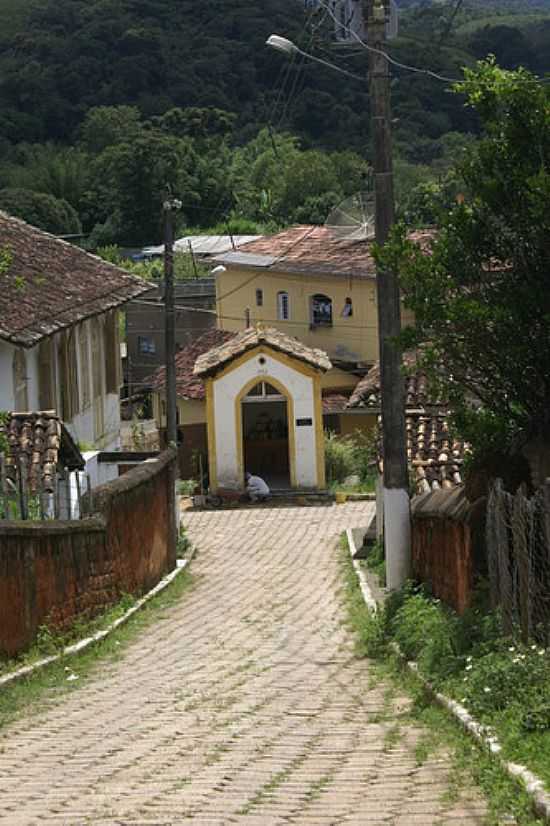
[486,478,550,643]
[0,453,90,521]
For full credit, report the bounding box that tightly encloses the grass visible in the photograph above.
[339,540,542,825]
[0,568,193,733]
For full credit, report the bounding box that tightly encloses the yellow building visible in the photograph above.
[149,224,429,479]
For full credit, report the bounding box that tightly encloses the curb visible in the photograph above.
[0,553,193,692]
[345,529,550,824]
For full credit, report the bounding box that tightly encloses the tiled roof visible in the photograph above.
[348,352,440,409]
[1,411,84,494]
[348,354,468,495]
[148,328,234,399]
[0,211,150,347]
[215,225,435,280]
[194,326,332,377]
[322,393,351,415]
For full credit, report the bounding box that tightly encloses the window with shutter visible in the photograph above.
[38,338,54,410]
[13,348,28,411]
[79,322,91,410]
[104,311,119,395]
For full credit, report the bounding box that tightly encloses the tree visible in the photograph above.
[79,106,142,154]
[0,187,82,234]
[378,60,550,456]
[89,132,200,245]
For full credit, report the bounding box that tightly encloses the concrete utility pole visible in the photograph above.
[163,194,182,447]
[365,0,411,588]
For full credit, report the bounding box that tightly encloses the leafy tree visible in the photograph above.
[89,132,200,245]
[378,60,550,456]
[0,143,91,217]
[79,105,142,153]
[0,187,82,234]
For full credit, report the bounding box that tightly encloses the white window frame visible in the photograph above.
[277,291,290,321]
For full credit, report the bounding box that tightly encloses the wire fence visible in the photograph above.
[0,453,92,522]
[486,479,550,644]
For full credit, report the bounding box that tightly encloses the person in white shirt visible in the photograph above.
[245,472,270,502]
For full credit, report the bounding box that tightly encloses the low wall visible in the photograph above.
[411,486,486,614]
[0,449,177,657]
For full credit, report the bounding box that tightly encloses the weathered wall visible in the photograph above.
[411,487,486,614]
[0,449,177,657]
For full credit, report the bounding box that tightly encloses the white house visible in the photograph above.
[193,326,331,492]
[0,211,149,452]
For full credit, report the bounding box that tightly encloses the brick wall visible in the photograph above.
[411,487,486,614]
[0,448,177,657]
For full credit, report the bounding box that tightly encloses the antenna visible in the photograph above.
[325,188,375,242]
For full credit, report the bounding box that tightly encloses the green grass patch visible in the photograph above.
[339,541,542,825]
[0,567,193,732]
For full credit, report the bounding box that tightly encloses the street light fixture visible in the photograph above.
[266,14,411,590]
[266,35,366,83]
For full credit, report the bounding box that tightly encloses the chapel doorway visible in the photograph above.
[241,381,290,489]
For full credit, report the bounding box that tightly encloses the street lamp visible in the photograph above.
[266,35,366,82]
[267,16,411,590]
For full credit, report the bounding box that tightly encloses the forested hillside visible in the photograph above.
[0,0,548,244]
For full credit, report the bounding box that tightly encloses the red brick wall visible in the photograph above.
[0,449,177,657]
[411,487,485,615]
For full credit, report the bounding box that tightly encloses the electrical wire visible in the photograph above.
[315,0,550,86]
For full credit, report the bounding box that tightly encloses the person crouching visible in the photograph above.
[245,472,271,503]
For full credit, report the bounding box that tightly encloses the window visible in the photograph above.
[342,297,353,318]
[138,335,156,355]
[256,289,263,307]
[277,291,290,321]
[311,294,333,327]
[243,382,285,402]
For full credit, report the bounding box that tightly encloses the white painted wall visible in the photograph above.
[0,318,121,451]
[0,340,40,410]
[0,341,15,409]
[212,352,318,490]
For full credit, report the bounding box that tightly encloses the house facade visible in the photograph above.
[194,327,330,492]
[0,211,149,451]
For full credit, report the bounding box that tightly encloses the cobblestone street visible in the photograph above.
[0,502,489,825]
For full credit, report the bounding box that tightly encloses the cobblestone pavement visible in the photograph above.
[0,502,489,825]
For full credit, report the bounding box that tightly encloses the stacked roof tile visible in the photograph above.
[347,352,468,495]
[0,412,84,494]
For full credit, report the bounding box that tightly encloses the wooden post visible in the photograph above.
[0,454,6,520]
[18,456,28,521]
[494,480,513,634]
[513,484,531,643]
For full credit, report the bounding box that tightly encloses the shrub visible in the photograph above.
[324,428,376,486]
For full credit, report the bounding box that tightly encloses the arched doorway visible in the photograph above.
[241,380,290,489]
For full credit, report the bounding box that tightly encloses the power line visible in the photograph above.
[316,0,550,86]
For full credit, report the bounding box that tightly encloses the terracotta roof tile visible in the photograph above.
[0,411,84,494]
[194,326,332,377]
[0,211,150,347]
[322,393,350,414]
[215,225,435,280]
[148,328,234,399]
[349,354,468,495]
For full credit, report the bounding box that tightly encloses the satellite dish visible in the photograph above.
[325,191,376,242]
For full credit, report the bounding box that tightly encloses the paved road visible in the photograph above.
[0,502,488,825]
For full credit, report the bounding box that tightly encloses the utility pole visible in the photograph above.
[365,0,411,588]
[163,193,182,447]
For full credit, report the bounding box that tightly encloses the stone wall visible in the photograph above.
[411,486,486,614]
[0,449,177,657]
